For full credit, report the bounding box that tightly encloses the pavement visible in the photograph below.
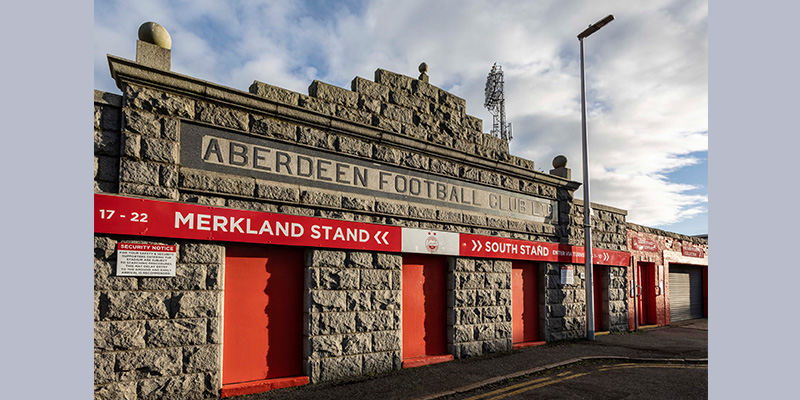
[239,318,708,400]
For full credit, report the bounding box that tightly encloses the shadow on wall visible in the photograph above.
[421,258,447,356]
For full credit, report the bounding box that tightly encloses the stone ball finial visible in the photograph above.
[138,22,172,50]
[419,62,429,74]
[553,155,568,169]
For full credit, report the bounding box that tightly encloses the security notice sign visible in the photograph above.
[117,243,177,277]
[561,265,574,285]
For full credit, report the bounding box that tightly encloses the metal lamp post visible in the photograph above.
[578,14,614,341]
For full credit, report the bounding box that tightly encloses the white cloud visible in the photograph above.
[94,0,708,231]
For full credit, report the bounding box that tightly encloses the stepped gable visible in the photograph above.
[248,68,532,169]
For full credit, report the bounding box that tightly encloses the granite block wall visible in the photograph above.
[118,85,185,200]
[542,262,587,341]
[450,258,513,358]
[606,265,629,332]
[562,199,628,250]
[94,90,122,194]
[94,236,223,400]
[541,261,630,340]
[304,249,403,383]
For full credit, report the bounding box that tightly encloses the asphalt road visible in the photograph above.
[443,359,708,400]
[234,319,707,400]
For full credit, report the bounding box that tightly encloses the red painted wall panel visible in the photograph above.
[402,254,447,360]
[627,265,635,331]
[593,266,604,332]
[656,266,665,327]
[703,266,708,317]
[647,265,658,324]
[223,245,304,385]
[511,261,539,343]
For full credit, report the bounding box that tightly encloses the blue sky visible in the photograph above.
[94,0,708,235]
[657,151,707,234]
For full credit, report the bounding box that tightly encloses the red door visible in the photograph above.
[592,266,604,332]
[511,261,539,343]
[402,254,447,361]
[702,266,708,317]
[637,262,656,325]
[223,244,304,385]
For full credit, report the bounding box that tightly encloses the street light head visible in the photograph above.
[577,14,615,40]
[595,14,615,28]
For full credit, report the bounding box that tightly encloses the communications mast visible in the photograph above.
[484,63,512,141]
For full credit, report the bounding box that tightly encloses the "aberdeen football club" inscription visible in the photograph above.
[181,122,558,223]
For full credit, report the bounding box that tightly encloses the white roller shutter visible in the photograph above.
[669,265,703,321]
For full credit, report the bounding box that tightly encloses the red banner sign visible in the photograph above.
[631,237,658,252]
[95,194,630,266]
[459,234,630,266]
[95,194,402,252]
[682,244,704,258]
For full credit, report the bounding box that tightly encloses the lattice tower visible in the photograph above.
[484,63,512,141]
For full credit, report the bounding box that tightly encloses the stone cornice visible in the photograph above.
[626,222,708,245]
[94,89,122,107]
[573,198,628,215]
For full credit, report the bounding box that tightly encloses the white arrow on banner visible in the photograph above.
[374,231,390,245]
[471,240,482,252]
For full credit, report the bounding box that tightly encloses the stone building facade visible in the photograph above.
[625,223,708,329]
[93,26,634,399]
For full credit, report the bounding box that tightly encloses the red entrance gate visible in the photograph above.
[222,244,307,397]
[637,262,657,325]
[511,261,540,346]
[402,254,451,367]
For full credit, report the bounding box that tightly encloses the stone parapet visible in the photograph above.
[109,55,564,186]
[302,68,508,163]
[249,80,302,105]
[626,222,708,245]
[566,199,628,250]
[110,76,566,244]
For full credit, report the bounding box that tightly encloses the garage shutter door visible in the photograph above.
[669,265,703,321]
